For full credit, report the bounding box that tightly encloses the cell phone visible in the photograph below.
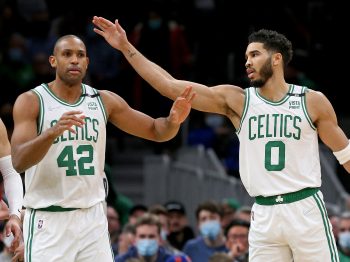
[3,233,14,248]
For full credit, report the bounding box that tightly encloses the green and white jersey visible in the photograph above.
[24,83,107,209]
[237,85,321,197]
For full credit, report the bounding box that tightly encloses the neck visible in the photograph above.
[48,80,82,103]
[257,77,289,102]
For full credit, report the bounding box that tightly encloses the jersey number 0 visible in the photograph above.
[265,141,286,171]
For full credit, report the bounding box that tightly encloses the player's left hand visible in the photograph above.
[5,214,22,252]
[168,86,195,124]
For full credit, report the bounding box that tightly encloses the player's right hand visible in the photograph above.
[51,110,86,137]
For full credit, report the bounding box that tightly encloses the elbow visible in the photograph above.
[11,156,26,174]
[12,162,25,174]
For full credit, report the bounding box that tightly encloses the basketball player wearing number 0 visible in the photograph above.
[93,16,350,261]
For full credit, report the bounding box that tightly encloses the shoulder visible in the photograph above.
[14,90,40,111]
[304,88,335,123]
[97,90,128,116]
[183,237,203,249]
[115,246,137,261]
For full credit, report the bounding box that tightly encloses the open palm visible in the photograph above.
[92,16,127,50]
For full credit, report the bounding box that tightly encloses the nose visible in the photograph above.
[245,59,251,68]
[71,54,79,64]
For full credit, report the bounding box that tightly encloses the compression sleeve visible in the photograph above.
[0,155,23,219]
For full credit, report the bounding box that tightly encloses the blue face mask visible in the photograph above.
[339,232,350,250]
[199,220,221,240]
[136,239,158,257]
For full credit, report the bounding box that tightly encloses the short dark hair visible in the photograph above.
[224,219,250,237]
[248,29,293,66]
[129,204,148,216]
[195,200,223,220]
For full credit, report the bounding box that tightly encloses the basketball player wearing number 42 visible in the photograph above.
[93,16,350,262]
[10,35,194,262]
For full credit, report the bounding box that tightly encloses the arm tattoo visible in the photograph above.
[127,49,137,58]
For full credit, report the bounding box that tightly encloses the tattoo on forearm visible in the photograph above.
[127,49,136,58]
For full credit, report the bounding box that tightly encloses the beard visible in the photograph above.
[250,57,273,88]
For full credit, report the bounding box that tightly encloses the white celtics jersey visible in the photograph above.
[24,83,107,209]
[237,85,321,197]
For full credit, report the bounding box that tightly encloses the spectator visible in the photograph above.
[183,201,227,262]
[164,200,194,250]
[107,205,121,256]
[149,204,184,255]
[129,204,148,225]
[118,223,136,256]
[116,213,186,262]
[225,219,250,262]
[220,198,240,229]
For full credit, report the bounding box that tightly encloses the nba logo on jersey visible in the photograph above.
[38,219,44,229]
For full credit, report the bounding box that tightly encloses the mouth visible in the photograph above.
[67,68,82,75]
[246,68,255,79]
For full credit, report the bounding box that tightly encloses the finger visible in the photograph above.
[97,16,115,28]
[93,28,105,36]
[115,19,124,33]
[188,92,196,103]
[180,86,192,98]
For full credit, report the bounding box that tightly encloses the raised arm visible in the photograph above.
[101,87,194,142]
[11,91,86,173]
[92,16,244,117]
[307,90,350,172]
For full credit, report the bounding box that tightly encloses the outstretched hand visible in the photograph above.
[168,86,195,125]
[92,16,127,50]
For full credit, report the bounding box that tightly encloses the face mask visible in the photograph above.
[200,220,221,240]
[148,19,162,30]
[160,230,168,241]
[136,239,158,257]
[339,232,350,249]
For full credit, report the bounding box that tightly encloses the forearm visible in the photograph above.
[120,42,179,100]
[153,117,181,142]
[0,156,23,218]
[12,129,57,173]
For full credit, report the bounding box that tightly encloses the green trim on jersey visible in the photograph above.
[236,88,250,135]
[26,209,36,262]
[90,86,107,124]
[255,84,294,105]
[41,83,86,107]
[313,193,339,262]
[31,89,45,135]
[301,86,316,130]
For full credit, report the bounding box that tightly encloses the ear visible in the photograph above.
[49,55,57,68]
[272,53,282,66]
